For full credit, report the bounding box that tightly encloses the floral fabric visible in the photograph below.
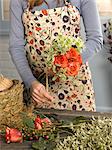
[22,0,96,111]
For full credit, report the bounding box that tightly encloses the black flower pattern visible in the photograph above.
[63,15,69,23]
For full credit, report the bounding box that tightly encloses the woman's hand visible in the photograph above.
[30,80,53,105]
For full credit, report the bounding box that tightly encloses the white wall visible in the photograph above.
[89,17,112,112]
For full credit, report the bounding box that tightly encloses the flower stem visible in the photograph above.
[46,71,49,92]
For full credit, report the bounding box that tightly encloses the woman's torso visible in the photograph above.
[22,0,96,111]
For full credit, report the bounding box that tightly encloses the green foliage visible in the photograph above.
[32,138,57,150]
[54,117,112,150]
[51,35,84,54]
[20,112,35,129]
[23,117,35,129]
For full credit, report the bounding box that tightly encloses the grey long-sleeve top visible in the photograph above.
[9,0,103,88]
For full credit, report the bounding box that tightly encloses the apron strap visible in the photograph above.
[27,2,30,11]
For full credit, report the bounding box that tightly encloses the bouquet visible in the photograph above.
[43,34,84,90]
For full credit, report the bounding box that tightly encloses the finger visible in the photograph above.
[32,92,51,104]
[42,91,54,101]
[32,92,45,103]
[33,85,45,95]
[37,84,45,91]
[33,85,53,102]
[33,89,44,99]
[32,96,42,104]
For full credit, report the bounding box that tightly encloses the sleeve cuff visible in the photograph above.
[23,76,36,89]
[81,47,93,64]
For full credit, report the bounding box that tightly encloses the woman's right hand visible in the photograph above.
[30,80,53,105]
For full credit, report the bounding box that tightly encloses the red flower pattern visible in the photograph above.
[29,31,32,36]
[30,39,34,45]
[42,9,48,15]
[35,27,42,31]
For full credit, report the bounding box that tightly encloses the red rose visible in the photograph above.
[66,48,79,59]
[34,116,52,130]
[34,116,42,130]
[65,48,82,76]
[35,122,42,130]
[66,62,80,76]
[5,127,23,143]
[54,54,68,68]
[53,48,82,77]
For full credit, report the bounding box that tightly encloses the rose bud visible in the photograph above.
[29,137,33,141]
[5,127,23,143]
[41,118,52,126]
[34,116,42,130]
[44,135,49,140]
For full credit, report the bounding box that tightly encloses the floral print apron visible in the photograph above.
[22,0,96,111]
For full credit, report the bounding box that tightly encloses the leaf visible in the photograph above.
[32,141,44,150]
[23,117,35,128]
[52,76,58,81]
[52,65,56,73]
[59,74,66,81]
[72,116,90,125]
[32,139,56,150]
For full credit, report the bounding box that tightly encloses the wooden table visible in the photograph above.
[1,141,33,150]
